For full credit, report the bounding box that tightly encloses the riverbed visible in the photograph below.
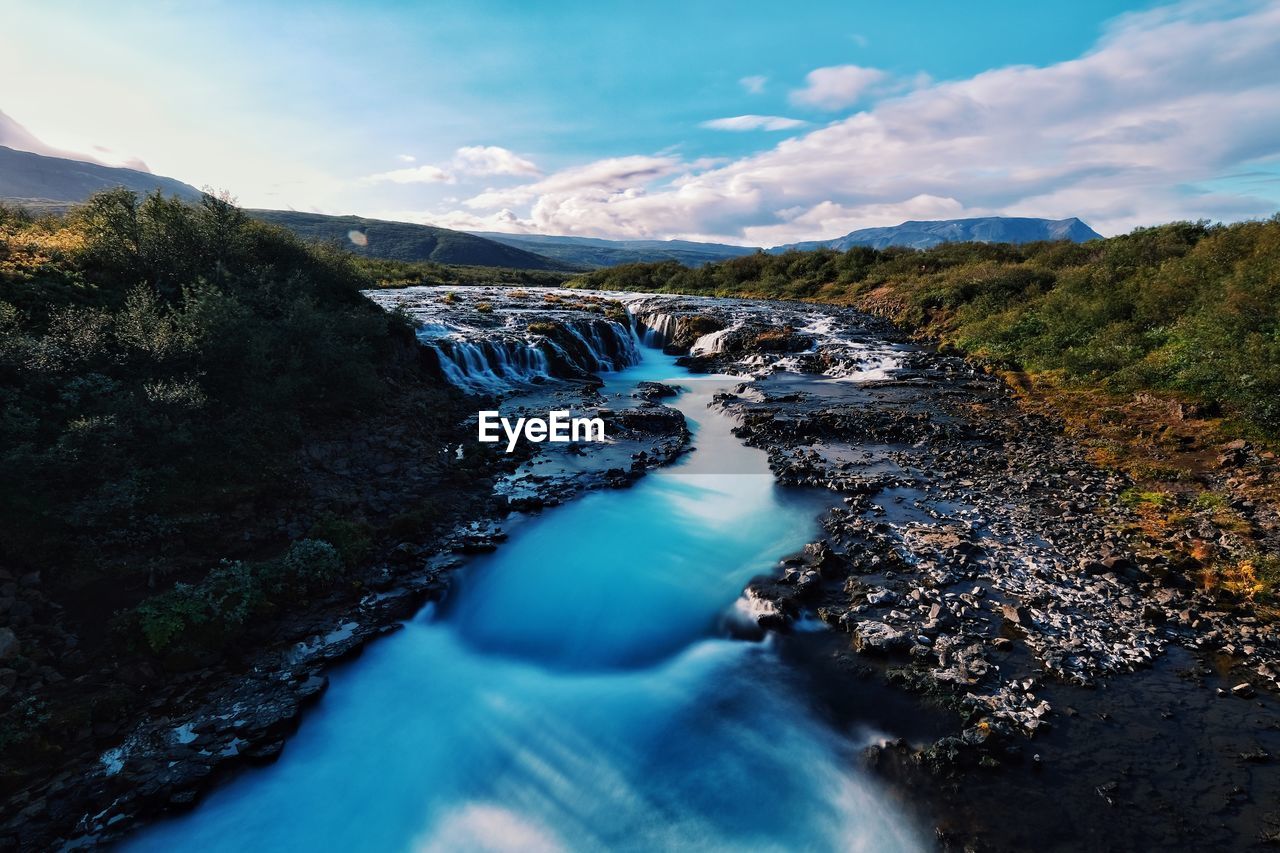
[124,345,924,852]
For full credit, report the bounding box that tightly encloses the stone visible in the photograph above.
[1231,682,1255,699]
[0,628,18,662]
[1001,603,1032,625]
[866,588,896,606]
[853,621,912,653]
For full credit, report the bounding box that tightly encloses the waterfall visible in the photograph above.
[634,312,678,348]
[690,323,740,356]
[422,318,638,394]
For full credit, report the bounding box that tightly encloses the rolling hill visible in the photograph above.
[251,211,567,270]
[0,144,203,204]
[0,146,566,269]
[770,216,1102,252]
[470,231,760,268]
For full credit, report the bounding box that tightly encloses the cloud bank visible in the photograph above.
[415,1,1280,243]
[700,115,809,132]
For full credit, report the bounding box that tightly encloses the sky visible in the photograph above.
[1,0,1278,245]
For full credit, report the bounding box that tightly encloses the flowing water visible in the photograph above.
[124,345,923,852]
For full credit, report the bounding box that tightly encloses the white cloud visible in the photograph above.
[739,75,768,95]
[0,108,152,171]
[742,195,966,247]
[701,115,810,132]
[452,145,540,177]
[789,65,888,110]
[464,154,685,213]
[396,153,417,163]
[363,164,454,184]
[380,206,537,234]
[436,1,1280,244]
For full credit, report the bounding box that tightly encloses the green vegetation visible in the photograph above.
[0,189,421,587]
[248,209,570,270]
[355,256,574,289]
[572,218,1280,436]
[117,539,343,660]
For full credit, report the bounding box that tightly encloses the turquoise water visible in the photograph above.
[124,348,922,852]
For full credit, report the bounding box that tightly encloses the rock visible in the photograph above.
[1001,603,1032,625]
[1231,682,1256,699]
[632,381,680,401]
[0,628,18,662]
[853,621,912,653]
[866,588,897,606]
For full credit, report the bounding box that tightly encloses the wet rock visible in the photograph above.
[632,381,680,401]
[866,588,897,607]
[0,628,18,661]
[1001,603,1032,626]
[853,621,912,653]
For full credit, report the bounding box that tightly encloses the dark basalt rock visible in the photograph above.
[631,381,681,401]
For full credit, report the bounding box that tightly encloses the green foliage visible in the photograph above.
[0,189,415,582]
[572,217,1280,436]
[248,210,568,270]
[128,559,264,656]
[275,537,343,591]
[307,516,374,569]
[355,257,573,290]
[121,539,345,658]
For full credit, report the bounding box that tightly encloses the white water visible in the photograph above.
[425,319,638,395]
[123,343,922,852]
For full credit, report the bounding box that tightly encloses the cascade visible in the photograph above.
[422,318,638,394]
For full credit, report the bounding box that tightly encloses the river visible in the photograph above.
[123,342,923,852]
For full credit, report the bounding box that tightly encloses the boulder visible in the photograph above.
[853,621,912,653]
[1001,603,1033,625]
[0,628,18,662]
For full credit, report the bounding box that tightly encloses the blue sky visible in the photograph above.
[1,0,1278,243]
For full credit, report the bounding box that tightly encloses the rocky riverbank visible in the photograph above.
[0,290,693,850]
[7,285,1277,850]
[618,291,1280,850]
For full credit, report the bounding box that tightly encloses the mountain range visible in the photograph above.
[0,143,1102,269]
[469,232,758,267]
[250,210,562,270]
[769,216,1102,252]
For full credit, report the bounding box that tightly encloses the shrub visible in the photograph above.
[308,516,373,569]
[275,538,343,596]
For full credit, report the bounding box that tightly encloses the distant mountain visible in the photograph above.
[0,144,203,204]
[770,216,1103,252]
[252,211,567,270]
[0,146,567,270]
[473,217,1101,267]
[470,231,760,268]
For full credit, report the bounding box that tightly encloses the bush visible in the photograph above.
[119,539,343,658]
[270,538,343,597]
[571,216,1280,437]
[0,190,413,582]
[308,516,373,569]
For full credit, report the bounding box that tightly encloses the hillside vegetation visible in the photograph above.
[574,218,1280,437]
[249,210,567,271]
[0,190,520,779]
[574,218,1280,600]
[1,190,397,580]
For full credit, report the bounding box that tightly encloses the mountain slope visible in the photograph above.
[0,146,566,270]
[0,144,203,203]
[253,211,567,270]
[470,231,760,268]
[771,216,1103,252]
